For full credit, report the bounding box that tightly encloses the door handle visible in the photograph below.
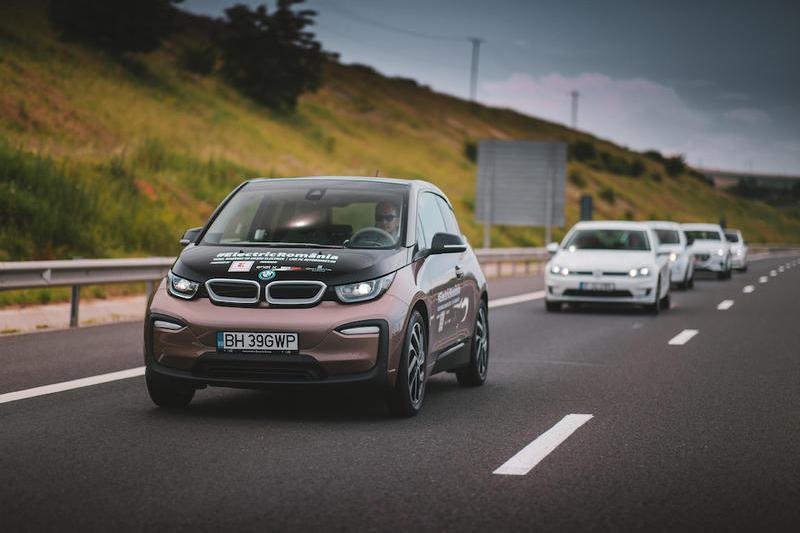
[455,265,464,279]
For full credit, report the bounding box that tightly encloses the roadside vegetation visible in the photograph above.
[1,0,799,306]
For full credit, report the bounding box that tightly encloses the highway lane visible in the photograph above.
[0,255,798,531]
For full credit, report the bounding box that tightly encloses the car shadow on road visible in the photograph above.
[144,374,465,424]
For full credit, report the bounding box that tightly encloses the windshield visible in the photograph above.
[725,232,740,243]
[685,230,720,241]
[655,229,680,245]
[202,180,408,249]
[564,229,651,251]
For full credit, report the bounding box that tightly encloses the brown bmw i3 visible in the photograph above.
[145,177,489,416]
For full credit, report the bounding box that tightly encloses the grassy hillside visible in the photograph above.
[2,0,799,269]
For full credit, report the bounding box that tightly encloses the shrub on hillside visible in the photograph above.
[568,140,596,162]
[217,1,326,110]
[664,154,687,177]
[47,0,181,54]
[598,186,616,204]
[463,140,477,163]
[568,170,586,188]
[181,45,216,76]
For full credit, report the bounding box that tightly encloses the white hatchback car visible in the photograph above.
[647,221,694,289]
[724,228,748,271]
[681,223,733,279]
[544,221,671,314]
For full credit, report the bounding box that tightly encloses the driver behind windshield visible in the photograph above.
[375,201,400,239]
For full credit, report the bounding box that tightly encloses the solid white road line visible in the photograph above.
[493,414,593,476]
[743,285,755,294]
[489,290,546,309]
[759,276,769,283]
[0,367,145,405]
[717,300,735,310]
[668,329,699,345]
[770,270,777,277]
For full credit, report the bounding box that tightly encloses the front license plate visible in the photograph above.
[579,282,615,291]
[217,332,299,354]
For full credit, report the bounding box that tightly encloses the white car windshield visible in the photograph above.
[565,229,651,251]
[685,230,720,241]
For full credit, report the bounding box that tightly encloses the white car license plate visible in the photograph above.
[217,332,299,354]
[579,282,615,291]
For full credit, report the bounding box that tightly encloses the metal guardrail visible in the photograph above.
[1,244,797,328]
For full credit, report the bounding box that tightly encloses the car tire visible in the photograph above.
[545,300,561,312]
[456,301,489,387]
[646,277,662,315]
[387,310,427,417]
[146,366,194,408]
[717,270,726,280]
[660,292,671,310]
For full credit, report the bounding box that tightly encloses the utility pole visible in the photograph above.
[570,90,579,129]
[469,37,483,102]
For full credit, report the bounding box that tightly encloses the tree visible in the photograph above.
[217,1,326,110]
[48,0,181,54]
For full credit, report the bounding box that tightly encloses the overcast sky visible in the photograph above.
[183,0,800,175]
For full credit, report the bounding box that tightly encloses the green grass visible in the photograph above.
[1,0,799,273]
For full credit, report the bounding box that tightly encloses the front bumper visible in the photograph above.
[670,257,691,283]
[693,254,726,272]
[145,281,408,388]
[731,252,747,269]
[545,274,657,304]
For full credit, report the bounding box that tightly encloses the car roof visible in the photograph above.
[680,223,723,231]
[645,220,681,230]
[245,176,450,203]
[572,220,654,231]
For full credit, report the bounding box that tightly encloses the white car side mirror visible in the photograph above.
[546,242,559,254]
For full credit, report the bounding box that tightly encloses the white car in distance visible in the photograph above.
[647,221,695,289]
[724,228,748,271]
[544,221,671,314]
[681,223,733,280]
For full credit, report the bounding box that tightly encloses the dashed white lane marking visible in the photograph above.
[770,270,777,277]
[717,300,735,310]
[0,367,145,405]
[778,266,785,273]
[493,414,593,476]
[759,276,769,283]
[489,290,546,309]
[668,329,699,345]
[743,285,755,294]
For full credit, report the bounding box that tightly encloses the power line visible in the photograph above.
[323,2,467,42]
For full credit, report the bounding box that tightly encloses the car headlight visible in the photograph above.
[669,252,678,262]
[550,264,570,276]
[734,249,742,256]
[716,249,725,256]
[335,272,395,303]
[628,266,651,278]
[167,271,199,300]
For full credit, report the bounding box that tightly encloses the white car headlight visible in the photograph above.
[716,249,725,256]
[167,271,199,299]
[628,266,651,278]
[550,264,570,276]
[734,249,742,256]
[669,252,678,262]
[335,272,395,303]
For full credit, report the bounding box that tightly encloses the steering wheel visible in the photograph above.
[349,227,395,247]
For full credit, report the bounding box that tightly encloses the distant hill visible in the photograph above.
[2,0,798,263]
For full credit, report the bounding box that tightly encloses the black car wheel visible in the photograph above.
[646,276,662,315]
[387,310,427,417]
[146,367,195,408]
[456,302,489,387]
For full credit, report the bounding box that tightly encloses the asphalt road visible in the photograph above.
[1,255,798,532]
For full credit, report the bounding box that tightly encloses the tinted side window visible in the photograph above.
[417,192,447,249]
[435,196,460,235]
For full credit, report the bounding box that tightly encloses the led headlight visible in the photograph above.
[167,271,199,300]
[716,249,725,256]
[335,272,395,303]
[628,266,651,277]
[669,252,678,262]
[550,265,569,276]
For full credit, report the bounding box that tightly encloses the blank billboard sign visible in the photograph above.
[476,140,566,226]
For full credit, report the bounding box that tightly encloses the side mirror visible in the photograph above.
[180,227,202,246]
[546,242,559,254]
[429,232,467,255]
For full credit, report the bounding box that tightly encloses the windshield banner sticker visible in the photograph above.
[211,251,340,267]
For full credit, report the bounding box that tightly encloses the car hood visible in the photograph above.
[689,240,728,254]
[172,244,412,286]
[551,250,655,271]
